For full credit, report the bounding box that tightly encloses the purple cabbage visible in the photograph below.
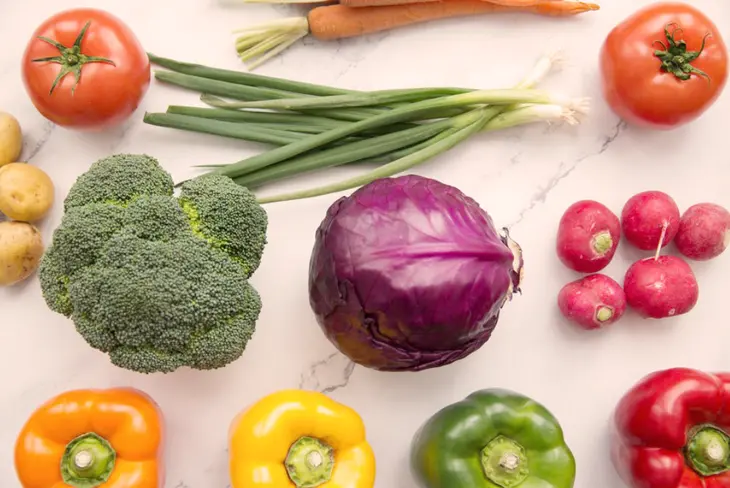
[308,175,523,372]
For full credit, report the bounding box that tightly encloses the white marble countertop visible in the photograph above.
[1,0,729,486]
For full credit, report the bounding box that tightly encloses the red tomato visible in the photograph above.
[21,9,150,130]
[599,2,728,129]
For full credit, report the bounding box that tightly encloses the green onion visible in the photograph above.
[148,52,355,96]
[219,87,542,111]
[143,112,306,146]
[154,71,385,122]
[155,71,302,100]
[199,94,400,123]
[208,88,560,180]
[166,106,344,129]
[257,108,492,204]
[256,103,581,204]
[234,116,459,188]
[215,87,473,110]
[145,51,588,203]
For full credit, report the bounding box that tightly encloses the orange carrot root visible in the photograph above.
[340,0,439,6]
[341,0,564,6]
[308,0,599,40]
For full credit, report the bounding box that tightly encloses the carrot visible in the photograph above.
[234,0,599,68]
[308,0,599,40]
[341,0,553,6]
[340,0,439,6]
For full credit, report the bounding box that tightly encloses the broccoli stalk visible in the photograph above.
[38,154,268,374]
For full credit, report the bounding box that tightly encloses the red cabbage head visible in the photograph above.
[308,175,523,371]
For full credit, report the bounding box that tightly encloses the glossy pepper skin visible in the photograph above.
[612,368,730,488]
[229,389,375,488]
[15,387,164,488]
[411,389,576,488]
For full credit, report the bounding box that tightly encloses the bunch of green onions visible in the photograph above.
[143,52,588,204]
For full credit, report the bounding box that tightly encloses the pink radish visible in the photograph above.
[556,200,621,272]
[675,203,730,261]
[621,191,680,250]
[624,224,699,319]
[558,274,627,330]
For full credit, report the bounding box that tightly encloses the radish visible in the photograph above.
[623,224,699,319]
[675,203,730,261]
[558,274,627,330]
[621,191,680,251]
[556,200,621,272]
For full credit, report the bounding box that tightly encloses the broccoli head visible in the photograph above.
[39,154,268,374]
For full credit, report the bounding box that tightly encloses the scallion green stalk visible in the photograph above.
[233,116,464,188]
[166,105,344,129]
[155,71,303,100]
[216,87,473,110]
[248,50,577,202]
[256,108,493,204]
[255,103,581,203]
[199,94,471,124]
[148,53,355,96]
[154,72,385,122]
[221,87,552,111]
[209,88,560,180]
[143,112,305,146]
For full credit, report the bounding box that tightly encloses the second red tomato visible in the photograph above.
[599,2,728,129]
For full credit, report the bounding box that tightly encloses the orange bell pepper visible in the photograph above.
[14,387,165,488]
[229,389,376,487]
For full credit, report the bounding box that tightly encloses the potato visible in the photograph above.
[0,221,44,286]
[0,163,55,222]
[0,112,22,167]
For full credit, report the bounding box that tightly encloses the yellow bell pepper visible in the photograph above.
[228,389,376,488]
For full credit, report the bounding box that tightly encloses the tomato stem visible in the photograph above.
[653,22,712,82]
[31,21,116,95]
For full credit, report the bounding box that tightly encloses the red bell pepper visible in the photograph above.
[611,368,730,488]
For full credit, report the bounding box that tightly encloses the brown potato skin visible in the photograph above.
[0,221,44,286]
[0,112,22,167]
[0,163,54,222]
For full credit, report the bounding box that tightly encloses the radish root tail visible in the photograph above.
[654,222,669,260]
[233,17,310,70]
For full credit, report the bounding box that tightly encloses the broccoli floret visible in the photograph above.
[64,154,173,211]
[39,154,268,374]
[49,203,126,276]
[37,247,73,316]
[179,174,268,276]
[124,195,190,241]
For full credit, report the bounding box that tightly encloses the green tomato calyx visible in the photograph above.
[31,21,116,95]
[653,22,712,82]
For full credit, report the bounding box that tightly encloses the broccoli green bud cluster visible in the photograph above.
[39,154,268,374]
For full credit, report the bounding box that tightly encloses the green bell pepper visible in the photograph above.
[410,389,576,488]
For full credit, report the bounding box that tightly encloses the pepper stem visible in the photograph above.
[686,426,730,476]
[60,433,116,488]
[481,435,529,488]
[284,436,335,488]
